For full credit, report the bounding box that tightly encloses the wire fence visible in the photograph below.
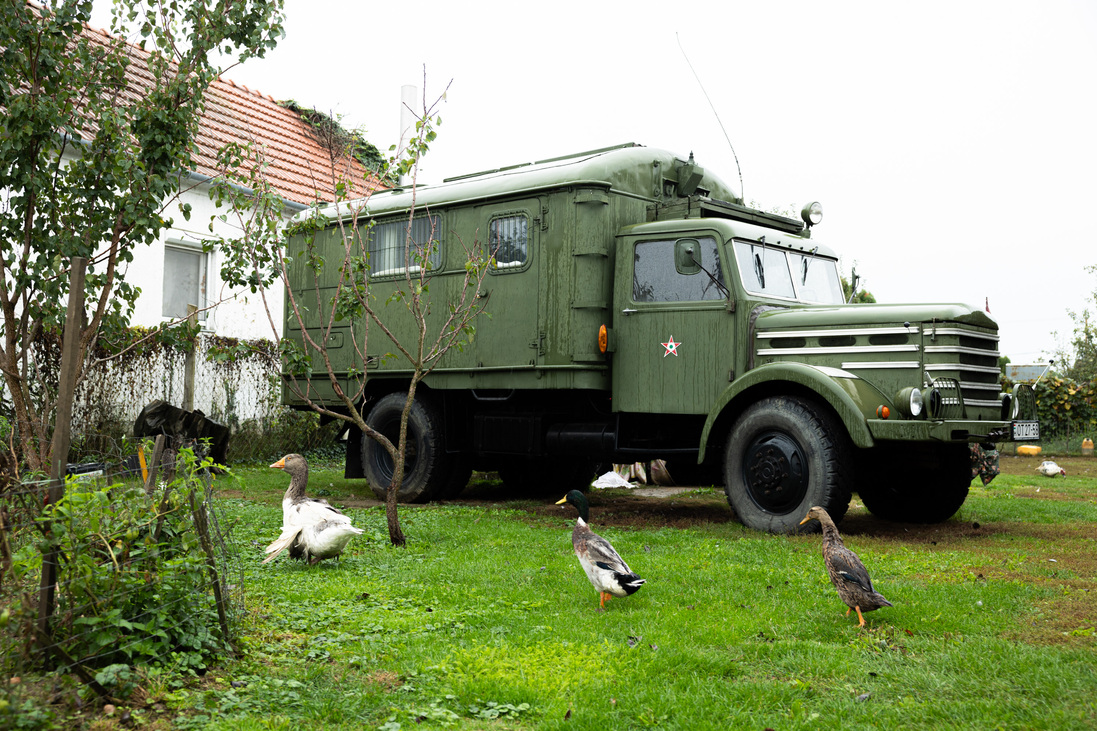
[0,440,243,717]
[64,333,341,466]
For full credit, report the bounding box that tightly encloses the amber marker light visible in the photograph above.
[876,405,890,419]
[598,324,608,354]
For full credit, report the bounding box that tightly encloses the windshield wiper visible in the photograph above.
[801,245,819,284]
[750,235,766,288]
[689,249,729,298]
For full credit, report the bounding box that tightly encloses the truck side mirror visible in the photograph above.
[675,238,702,275]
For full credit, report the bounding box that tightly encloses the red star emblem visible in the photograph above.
[662,336,681,357]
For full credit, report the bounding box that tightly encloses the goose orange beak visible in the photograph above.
[270,457,286,469]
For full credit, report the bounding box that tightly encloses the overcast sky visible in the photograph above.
[97,0,1097,365]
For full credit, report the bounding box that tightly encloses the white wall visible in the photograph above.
[125,173,293,343]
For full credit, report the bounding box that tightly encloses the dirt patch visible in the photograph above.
[230,451,1097,533]
[339,497,383,509]
[524,490,736,530]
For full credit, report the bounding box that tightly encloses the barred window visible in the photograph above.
[489,215,528,270]
[368,215,442,276]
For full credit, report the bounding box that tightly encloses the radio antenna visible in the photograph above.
[677,32,744,202]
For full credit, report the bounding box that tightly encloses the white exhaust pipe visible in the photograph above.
[398,85,417,185]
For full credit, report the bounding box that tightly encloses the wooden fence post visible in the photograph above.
[38,256,87,640]
[183,304,197,412]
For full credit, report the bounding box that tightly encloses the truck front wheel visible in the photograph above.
[723,396,853,533]
[362,392,450,503]
[856,444,970,523]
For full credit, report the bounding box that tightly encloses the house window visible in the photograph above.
[367,215,442,276]
[489,214,528,270]
[162,243,207,320]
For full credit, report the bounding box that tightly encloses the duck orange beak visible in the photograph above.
[270,457,286,469]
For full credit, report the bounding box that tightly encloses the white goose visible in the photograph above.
[1036,460,1066,478]
[263,454,363,565]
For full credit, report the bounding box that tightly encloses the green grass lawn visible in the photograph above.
[166,454,1097,730]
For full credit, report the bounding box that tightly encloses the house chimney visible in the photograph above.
[399,85,417,185]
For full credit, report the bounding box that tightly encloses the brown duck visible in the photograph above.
[800,506,892,626]
[263,454,363,565]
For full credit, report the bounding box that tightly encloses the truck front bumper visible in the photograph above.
[867,418,1039,443]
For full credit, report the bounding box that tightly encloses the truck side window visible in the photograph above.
[489,215,528,270]
[367,215,442,277]
[632,237,724,302]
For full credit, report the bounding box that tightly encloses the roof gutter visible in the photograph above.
[182,170,310,213]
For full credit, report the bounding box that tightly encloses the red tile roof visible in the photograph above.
[197,76,382,206]
[66,10,381,206]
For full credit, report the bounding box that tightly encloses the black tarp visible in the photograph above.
[133,400,230,465]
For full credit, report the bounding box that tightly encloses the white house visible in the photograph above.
[72,21,379,425]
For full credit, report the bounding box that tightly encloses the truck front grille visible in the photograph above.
[754,322,1002,419]
[922,326,1001,413]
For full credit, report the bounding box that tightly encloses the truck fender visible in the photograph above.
[699,363,880,462]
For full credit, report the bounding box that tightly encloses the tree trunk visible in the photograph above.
[385,472,406,547]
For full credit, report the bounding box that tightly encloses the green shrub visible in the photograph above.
[225,409,343,465]
[1035,376,1097,441]
[6,449,237,677]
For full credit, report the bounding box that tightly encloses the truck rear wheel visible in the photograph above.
[723,396,852,533]
[664,459,724,487]
[362,392,450,503]
[436,455,473,499]
[857,444,970,523]
[498,457,600,497]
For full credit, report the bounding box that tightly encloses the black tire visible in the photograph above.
[436,454,473,499]
[362,392,451,503]
[723,396,853,533]
[857,443,970,523]
[498,457,600,497]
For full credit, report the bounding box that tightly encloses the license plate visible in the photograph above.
[1012,421,1040,440]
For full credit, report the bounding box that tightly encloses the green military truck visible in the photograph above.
[283,143,1040,533]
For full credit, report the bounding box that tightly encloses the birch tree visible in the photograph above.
[211,84,493,547]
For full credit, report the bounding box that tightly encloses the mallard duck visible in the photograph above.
[263,453,363,565]
[555,490,645,609]
[800,506,892,627]
[1036,460,1066,477]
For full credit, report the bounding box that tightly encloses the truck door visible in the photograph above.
[611,233,733,414]
[472,199,543,370]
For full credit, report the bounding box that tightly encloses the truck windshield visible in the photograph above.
[733,240,844,304]
[788,250,844,304]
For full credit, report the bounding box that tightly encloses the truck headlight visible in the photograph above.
[895,387,923,417]
[801,201,823,227]
[1000,392,1013,420]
